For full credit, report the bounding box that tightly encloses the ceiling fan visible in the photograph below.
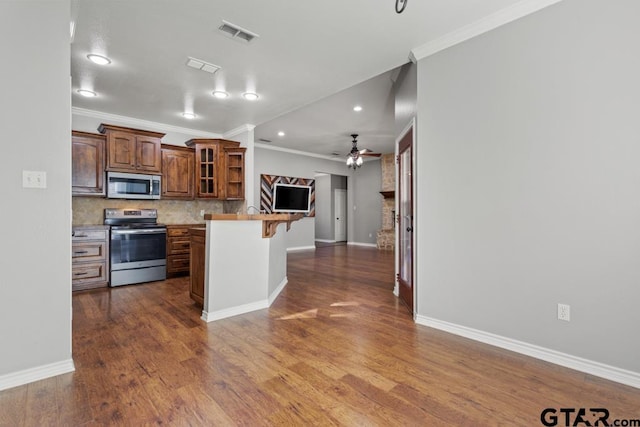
[346,134,381,169]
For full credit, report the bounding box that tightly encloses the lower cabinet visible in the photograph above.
[166,224,201,277]
[189,228,206,305]
[72,225,109,291]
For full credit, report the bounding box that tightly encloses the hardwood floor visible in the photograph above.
[1,245,639,426]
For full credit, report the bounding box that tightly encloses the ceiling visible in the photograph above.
[71,0,524,157]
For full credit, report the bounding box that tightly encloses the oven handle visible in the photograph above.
[111,229,166,235]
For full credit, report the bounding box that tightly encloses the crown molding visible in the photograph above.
[223,124,256,139]
[254,142,345,162]
[72,107,223,138]
[410,0,565,61]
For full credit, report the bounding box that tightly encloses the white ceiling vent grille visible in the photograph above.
[186,57,221,74]
[218,20,259,43]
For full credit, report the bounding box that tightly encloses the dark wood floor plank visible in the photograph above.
[0,245,638,426]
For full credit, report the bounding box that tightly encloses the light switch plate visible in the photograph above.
[23,170,47,188]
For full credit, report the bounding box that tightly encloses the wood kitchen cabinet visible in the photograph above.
[189,227,206,305]
[166,224,201,277]
[72,225,109,291]
[161,144,194,199]
[72,131,106,196]
[98,123,164,174]
[185,139,246,200]
[223,146,246,200]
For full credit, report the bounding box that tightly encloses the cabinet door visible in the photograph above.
[162,148,194,199]
[223,148,245,200]
[190,230,206,305]
[136,136,162,173]
[195,144,219,198]
[72,133,105,196]
[107,131,136,171]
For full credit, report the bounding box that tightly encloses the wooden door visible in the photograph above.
[136,136,162,173]
[107,131,136,171]
[71,131,105,196]
[162,146,194,199]
[189,228,206,305]
[397,127,414,313]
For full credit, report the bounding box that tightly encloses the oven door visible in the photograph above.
[110,228,167,271]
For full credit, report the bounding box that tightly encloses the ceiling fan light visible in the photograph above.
[356,156,363,166]
[346,156,354,166]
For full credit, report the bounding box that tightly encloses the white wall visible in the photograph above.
[314,174,333,240]
[351,159,382,245]
[416,0,640,373]
[0,0,73,387]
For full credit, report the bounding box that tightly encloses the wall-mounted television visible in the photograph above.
[272,183,312,213]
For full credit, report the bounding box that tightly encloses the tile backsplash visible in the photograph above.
[72,197,238,225]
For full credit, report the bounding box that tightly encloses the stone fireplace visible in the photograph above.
[377,154,395,251]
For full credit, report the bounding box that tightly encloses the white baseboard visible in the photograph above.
[314,239,336,243]
[287,246,316,252]
[0,359,75,391]
[268,277,288,305]
[202,300,269,323]
[347,242,378,248]
[416,315,640,390]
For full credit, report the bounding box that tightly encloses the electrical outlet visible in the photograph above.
[200,209,205,217]
[557,303,570,322]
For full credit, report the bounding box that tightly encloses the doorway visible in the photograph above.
[397,126,414,314]
[314,173,348,246]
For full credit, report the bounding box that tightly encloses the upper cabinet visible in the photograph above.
[98,124,164,174]
[161,144,194,200]
[186,139,246,200]
[72,131,106,196]
[223,146,246,200]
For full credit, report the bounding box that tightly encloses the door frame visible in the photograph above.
[394,118,416,316]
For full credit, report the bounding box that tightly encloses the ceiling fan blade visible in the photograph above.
[361,152,381,157]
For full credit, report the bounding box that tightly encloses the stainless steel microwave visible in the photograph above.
[106,172,161,200]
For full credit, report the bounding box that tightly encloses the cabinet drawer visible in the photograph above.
[72,241,107,262]
[72,229,107,241]
[167,227,190,237]
[168,255,190,272]
[168,239,190,254]
[72,262,107,283]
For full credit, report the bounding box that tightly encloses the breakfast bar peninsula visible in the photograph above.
[198,213,303,322]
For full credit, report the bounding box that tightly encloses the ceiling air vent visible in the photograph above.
[186,57,221,74]
[218,20,259,43]
[259,138,272,143]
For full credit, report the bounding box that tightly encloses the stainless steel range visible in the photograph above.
[104,208,167,287]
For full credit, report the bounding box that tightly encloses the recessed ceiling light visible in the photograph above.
[353,105,363,112]
[77,89,97,97]
[242,92,259,101]
[182,112,196,119]
[212,90,229,99]
[87,54,111,65]
[277,131,285,137]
